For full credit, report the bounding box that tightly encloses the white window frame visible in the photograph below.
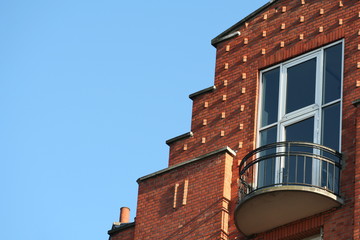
[256,40,344,188]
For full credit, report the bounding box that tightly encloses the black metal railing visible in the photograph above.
[239,142,342,199]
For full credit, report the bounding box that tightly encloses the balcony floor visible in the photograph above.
[234,185,343,236]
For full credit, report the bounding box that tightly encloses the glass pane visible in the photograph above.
[328,163,334,191]
[260,126,278,147]
[261,67,280,127]
[322,103,340,151]
[285,155,296,183]
[334,167,340,194]
[286,58,316,113]
[258,126,277,188]
[285,117,314,143]
[323,43,342,104]
[321,103,340,192]
[321,161,335,191]
[305,157,312,184]
[321,161,328,188]
[297,156,305,183]
[284,117,314,185]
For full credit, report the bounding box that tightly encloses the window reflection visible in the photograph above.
[286,58,316,113]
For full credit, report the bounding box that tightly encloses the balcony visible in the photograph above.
[234,142,343,236]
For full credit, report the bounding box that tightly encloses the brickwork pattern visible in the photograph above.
[112,0,360,239]
[134,152,234,240]
[168,0,360,239]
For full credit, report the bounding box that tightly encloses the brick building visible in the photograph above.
[108,0,360,239]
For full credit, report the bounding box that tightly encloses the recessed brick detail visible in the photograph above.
[134,151,234,239]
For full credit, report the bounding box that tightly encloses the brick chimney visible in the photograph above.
[119,207,130,223]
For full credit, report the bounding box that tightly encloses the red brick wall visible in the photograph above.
[120,0,360,239]
[354,105,360,240]
[218,0,359,239]
[167,0,360,239]
[134,151,234,239]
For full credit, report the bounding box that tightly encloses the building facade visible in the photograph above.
[108,0,360,239]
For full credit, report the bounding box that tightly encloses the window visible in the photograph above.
[303,234,322,240]
[257,41,343,189]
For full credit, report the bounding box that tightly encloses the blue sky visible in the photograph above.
[0,1,268,239]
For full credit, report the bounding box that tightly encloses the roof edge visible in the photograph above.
[211,0,278,47]
[137,146,236,183]
[108,222,135,235]
[189,85,216,100]
[166,131,193,145]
